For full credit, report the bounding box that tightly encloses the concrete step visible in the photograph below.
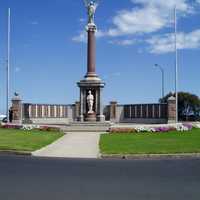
[61,122,111,132]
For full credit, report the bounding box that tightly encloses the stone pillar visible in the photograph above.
[110,101,117,122]
[75,101,80,121]
[86,24,97,78]
[97,87,105,122]
[168,96,176,123]
[79,89,84,122]
[11,93,22,124]
[77,20,105,122]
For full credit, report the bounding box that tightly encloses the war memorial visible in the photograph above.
[10,0,176,129]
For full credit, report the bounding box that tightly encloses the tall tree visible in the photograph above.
[160,92,200,121]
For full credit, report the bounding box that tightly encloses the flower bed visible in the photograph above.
[109,123,197,134]
[1,124,23,129]
[0,123,61,133]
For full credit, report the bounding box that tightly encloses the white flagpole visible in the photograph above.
[7,8,11,122]
[174,6,178,123]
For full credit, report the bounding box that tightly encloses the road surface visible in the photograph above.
[0,155,199,200]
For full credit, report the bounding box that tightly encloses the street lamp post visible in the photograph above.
[154,64,165,100]
[7,8,11,122]
[174,6,178,123]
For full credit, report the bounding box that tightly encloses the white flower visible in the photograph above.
[136,126,149,133]
[149,128,156,132]
[21,124,40,131]
[176,124,189,132]
[194,124,200,129]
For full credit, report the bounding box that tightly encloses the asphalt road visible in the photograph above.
[0,155,200,200]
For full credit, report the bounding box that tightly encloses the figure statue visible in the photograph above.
[14,92,19,97]
[87,90,94,113]
[85,1,98,24]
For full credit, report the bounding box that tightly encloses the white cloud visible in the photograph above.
[30,21,39,25]
[15,67,21,72]
[79,18,86,23]
[103,72,121,80]
[72,31,87,43]
[109,39,135,46]
[107,7,166,36]
[147,29,200,54]
[107,0,193,37]
[72,30,105,43]
[132,0,190,12]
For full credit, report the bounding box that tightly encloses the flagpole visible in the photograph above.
[7,8,11,122]
[174,6,178,123]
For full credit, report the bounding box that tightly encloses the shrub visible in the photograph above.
[1,124,22,129]
[109,128,136,134]
[39,126,60,132]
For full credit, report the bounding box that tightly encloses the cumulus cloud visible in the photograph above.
[107,0,193,37]
[147,29,200,54]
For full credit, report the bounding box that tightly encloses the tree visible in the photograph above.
[160,92,200,121]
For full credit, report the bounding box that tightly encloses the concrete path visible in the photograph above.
[32,132,101,159]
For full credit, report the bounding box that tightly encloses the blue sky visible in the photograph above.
[0,0,200,114]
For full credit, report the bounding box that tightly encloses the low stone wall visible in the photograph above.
[11,94,176,125]
[22,103,76,124]
[105,97,176,124]
[28,118,71,125]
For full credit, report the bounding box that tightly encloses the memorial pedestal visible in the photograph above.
[77,16,105,122]
[77,76,105,122]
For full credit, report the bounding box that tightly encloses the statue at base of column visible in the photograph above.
[87,90,94,114]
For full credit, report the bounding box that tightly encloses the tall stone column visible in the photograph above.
[77,3,105,122]
[86,25,97,78]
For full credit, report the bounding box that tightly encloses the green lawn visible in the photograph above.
[100,129,200,155]
[0,128,64,152]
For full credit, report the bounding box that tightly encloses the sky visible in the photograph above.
[0,0,200,114]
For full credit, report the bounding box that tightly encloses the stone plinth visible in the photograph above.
[11,94,22,124]
[85,112,97,122]
[77,77,105,122]
[77,21,105,122]
[168,96,176,123]
[75,101,80,121]
[110,101,117,122]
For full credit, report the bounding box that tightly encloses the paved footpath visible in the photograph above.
[32,132,101,159]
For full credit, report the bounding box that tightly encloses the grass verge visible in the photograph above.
[0,128,64,153]
[100,129,200,155]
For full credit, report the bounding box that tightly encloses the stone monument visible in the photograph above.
[11,92,22,124]
[77,0,105,122]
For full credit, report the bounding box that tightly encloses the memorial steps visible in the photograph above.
[61,122,111,132]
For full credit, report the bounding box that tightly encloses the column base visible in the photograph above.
[97,115,105,122]
[79,115,84,122]
[85,113,97,122]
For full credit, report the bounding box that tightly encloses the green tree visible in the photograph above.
[160,92,200,121]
